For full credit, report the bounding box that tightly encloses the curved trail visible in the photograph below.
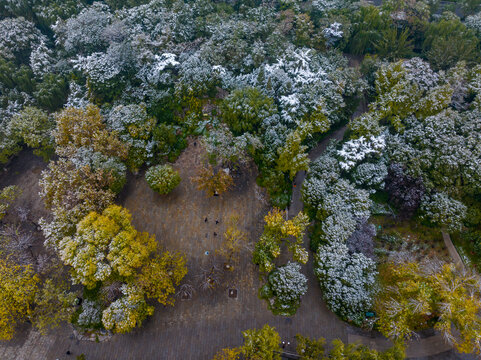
[288,110,455,359]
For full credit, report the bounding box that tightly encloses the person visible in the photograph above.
[205,217,208,222]
[281,341,286,349]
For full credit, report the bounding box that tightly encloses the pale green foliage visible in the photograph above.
[277,129,309,180]
[9,106,55,159]
[222,87,276,135]
[145,164,181,195]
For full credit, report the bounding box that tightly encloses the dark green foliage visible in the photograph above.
[423,19,479,70]
[373,27,414,61]
[34,74,68,111]
[347,6,390,55]
[222,87,276,135]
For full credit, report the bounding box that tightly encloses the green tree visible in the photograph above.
[145,164,181,195]
[241,324,281,360]
[423,19,479,70]
[9,106,55,160]
[277,129,309,180]
[222,87,276,135]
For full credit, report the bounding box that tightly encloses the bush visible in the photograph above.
[145,164,181,195]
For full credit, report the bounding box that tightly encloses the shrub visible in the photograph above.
[145,164,181,195]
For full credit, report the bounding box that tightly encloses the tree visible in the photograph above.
[0,257,39,340]
[222,87,276,135]
[328,339,405,360]
[39,158,116,247]
[346,219,376,260]
[31,277,78,334]
[191,164,234,197]
[347,6,390,55]
[295,334,325,360]
[57,205,157,289]
[0,185,21,220]
[420,193,467,232]
[385,163,425,218]
[276,129,309,180]
[145,164,181,195]
[101,284,154,334]
[253,209,309,273]
[107,104,156,170]
[423,19,479,70]
[376,261,481,353]
[241,324,281,360]
[314,243,377,326]
[212,348,242,360]
[216,214,249,268]
[260,262,308,316]
[373,27,414,61]
[9,106,55,160]
[136,252,187,305]
[54,105,127,159]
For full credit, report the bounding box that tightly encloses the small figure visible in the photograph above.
[204,217,208,222]
[287,341,291,347]
[214,232,217,236]
[281,341,286,349]
[194,142,197,146]
[66,350,71,355]
[215,220,219,224]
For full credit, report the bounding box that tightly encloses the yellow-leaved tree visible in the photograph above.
[58,204,157,289]
[376,261,481,354]
[0,257,39,340]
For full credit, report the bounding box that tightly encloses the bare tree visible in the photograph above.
[0,223,35,265]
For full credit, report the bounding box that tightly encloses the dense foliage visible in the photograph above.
[2,0,481,351]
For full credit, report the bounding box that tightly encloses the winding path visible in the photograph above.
[288,110,461,359]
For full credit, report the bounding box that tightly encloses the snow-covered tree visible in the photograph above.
[106,104,156,170]
[101,284,154,333]
[261,262,307,316]
[420,193,467,232]
[54,2,112,54]
[0,17,45,62]
[314,243,378,326]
